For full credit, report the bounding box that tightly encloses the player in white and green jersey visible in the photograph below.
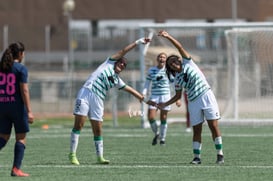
[69,37,151,165]
[142,52,181,146]
[157,30,224,165]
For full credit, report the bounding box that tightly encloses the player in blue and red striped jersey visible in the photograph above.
[0,42,34,177]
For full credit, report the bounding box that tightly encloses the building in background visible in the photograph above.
[0,0,273,51]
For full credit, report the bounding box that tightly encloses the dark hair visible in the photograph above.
[0,42,25,72]
[9,42,25,60]
[0,49,14,72]
[116,57,127,68]
[165,55,180,80]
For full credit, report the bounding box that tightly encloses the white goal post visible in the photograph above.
[138,22,273,127]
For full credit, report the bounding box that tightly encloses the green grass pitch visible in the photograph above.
[1,118,273,181]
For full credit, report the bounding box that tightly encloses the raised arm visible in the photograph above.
[111,38,151,60]
[158,30,190,59]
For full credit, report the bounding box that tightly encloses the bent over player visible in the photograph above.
[69,37,151,165]
[157,30,224,164]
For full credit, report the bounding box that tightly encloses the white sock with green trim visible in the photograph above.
[214,136,223,155]
[160,121,167,141]
[94,136,104,157]
[193,141,202,158]
[70,129,80,153]
[149,120,158,135]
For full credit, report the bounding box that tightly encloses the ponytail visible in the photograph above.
[0,48,14,72]
[0,42,25,72]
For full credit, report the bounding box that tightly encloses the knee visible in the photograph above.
[73,121,84,130]
[0,137,7,149]
[92,127,102,136]
[73,125,83,131]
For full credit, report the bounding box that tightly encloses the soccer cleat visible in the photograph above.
[152,134,159,145]
[216,154,224,164]
[69,153,80,165]
[11,167,29,177]
[159,140,166,146]
[190,157,201,164]
[97,156,110,164]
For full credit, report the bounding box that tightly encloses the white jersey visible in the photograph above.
[143,66,174,96]
[175,57,210,102]
[83,57,126,100]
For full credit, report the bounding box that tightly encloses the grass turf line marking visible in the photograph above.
[2,164,273,169]
[26,133,273,139]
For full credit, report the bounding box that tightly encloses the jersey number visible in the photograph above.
[0,72,16,95]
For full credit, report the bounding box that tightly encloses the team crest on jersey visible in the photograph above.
[108,76,115,83]
[156,76,163,81]
[183,73,188,82]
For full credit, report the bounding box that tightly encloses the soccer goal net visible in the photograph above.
[139,22,273,124]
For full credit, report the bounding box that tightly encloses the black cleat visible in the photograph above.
[216,154,224,164]
[152,134,159,145]
[190,157,201,164]
[159,140,165,146]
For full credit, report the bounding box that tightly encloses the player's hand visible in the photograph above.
[158,30,169,38]
[176,99,182,107]
[146,100,157,107]
[28,112,34,124]
[135,37,151,45]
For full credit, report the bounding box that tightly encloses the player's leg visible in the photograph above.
[0,134,9,150]
[188,99,204,164]
[148,108,159,145]
[159,110,168,145]
[11,111,30,177]
[190,123,202,164]
[207,119,224,164]
[90,119,109,164]
[88,91,109,164]
[0,117,12,150]
[204,90,224,164]
[11,133,29,177]
[70,88,90,165]
[204,91,224,164]
[69,114,86,165]
[0,134,10,170]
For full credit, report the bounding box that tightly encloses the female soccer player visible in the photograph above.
[69,37,151,165]
[0,42,34,176]
[157,30,224,164]
[142,52,181,145]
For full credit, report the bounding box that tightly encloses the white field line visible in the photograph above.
[25,133,273,139]
[1,164,273,169]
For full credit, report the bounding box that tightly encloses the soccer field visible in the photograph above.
[1,123,273,181]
